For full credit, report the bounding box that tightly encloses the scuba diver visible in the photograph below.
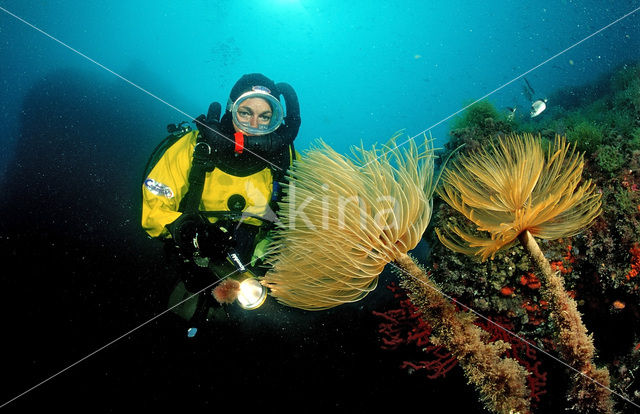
[141,73,300,334]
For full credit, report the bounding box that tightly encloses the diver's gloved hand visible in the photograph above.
[166,213,236,263]
[194,102,235,153]
[166,213,208,256]
[196,222,236,262]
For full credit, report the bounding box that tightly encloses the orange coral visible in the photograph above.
[520,272,541,289]
[564,244,576,264]
[500,286,515,296]
[625,243,640,281]
[550,260,573,274]
[522,300,545,325]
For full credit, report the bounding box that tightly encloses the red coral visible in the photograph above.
[373,283,458,379]
[550,244,576,275]
[374,284,548,404]
[474,316,548,403]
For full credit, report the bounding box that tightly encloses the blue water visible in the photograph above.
[0,1,639,412]
[1,1,638,166]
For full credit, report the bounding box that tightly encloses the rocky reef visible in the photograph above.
[377,61,640,413]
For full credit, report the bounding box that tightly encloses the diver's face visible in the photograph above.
[233,97,273,136]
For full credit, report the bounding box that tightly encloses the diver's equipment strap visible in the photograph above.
[268,142,296,214]
[142,122,193,185]
[276,82,301,143]
[198,210,272,223]
[179,138,217,213]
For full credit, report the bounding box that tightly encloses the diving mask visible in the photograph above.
[229,86,284,136]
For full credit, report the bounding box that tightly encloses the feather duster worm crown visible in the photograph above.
[436,133,601,261]
[261,133,437,310]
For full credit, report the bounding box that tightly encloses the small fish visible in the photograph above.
[506,106,517,121]
[530,99,547,118]
[522,85,533,102]
[524,77,536,95]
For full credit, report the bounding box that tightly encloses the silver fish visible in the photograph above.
[530,99,547,118]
